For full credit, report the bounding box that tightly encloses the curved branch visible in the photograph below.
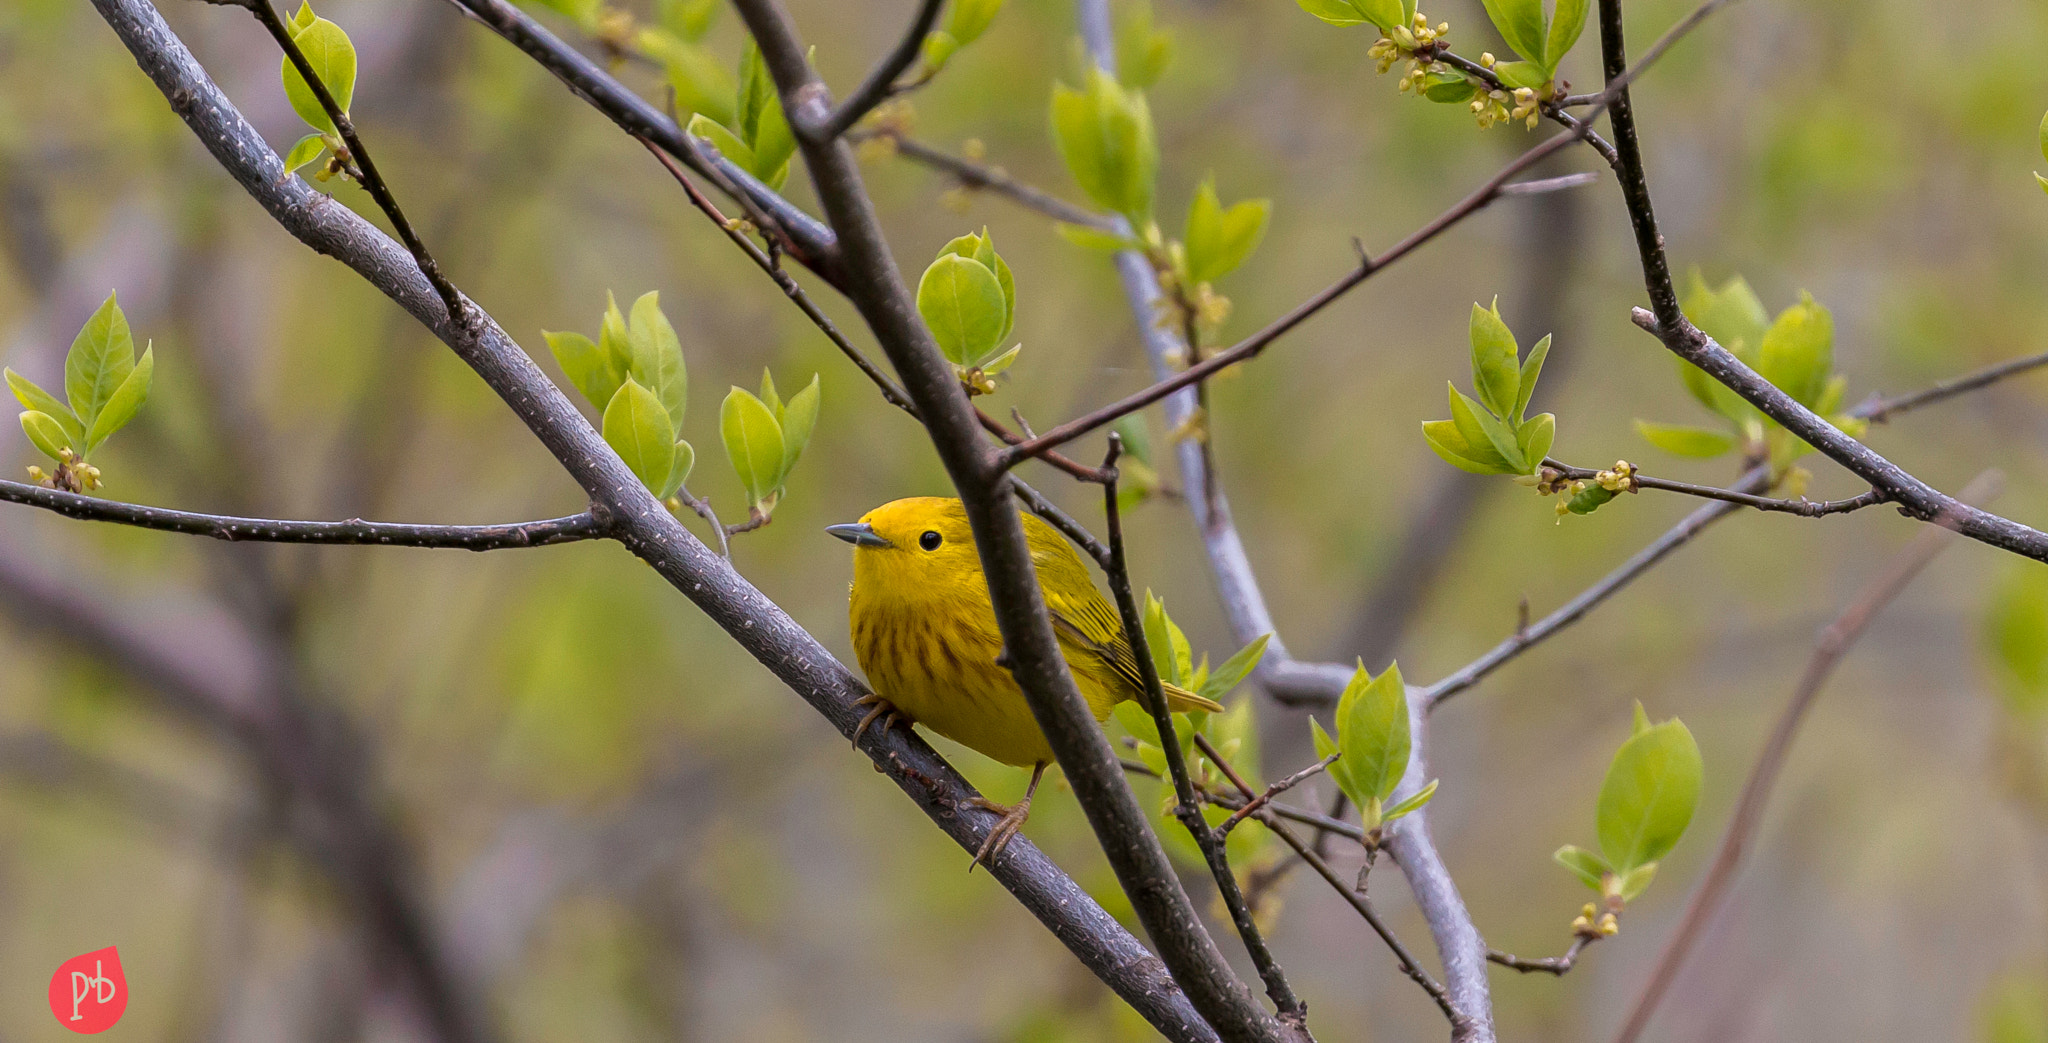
[811,0,944,141]
[1,479,608,550]
[86,6,1216,1037]
[1539,461,1885,517]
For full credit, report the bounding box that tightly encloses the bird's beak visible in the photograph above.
[825,522,892,548]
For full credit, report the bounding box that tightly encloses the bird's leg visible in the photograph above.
[851,692,908,750]
[967,761,1047,872]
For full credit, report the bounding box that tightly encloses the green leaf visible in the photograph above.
[1615,861,1658,901]
[1553,844,1611,890]
[2037,172,2047,196]
[545,330,625,412]
[1492,60,1549,91]
[720,386,786,509]
[1469,299,1520,419]
[777,374,820,480]
[1294,0,1375,28]
[1382,778,1438,823]
[1514,334,1551,422]
[1545,0,1589,73]
[282,133,327,174]
[944,0,1002,47]
[280,14,357,136]
[1683,271,1770,361]
[64,292,134,431]
[1635,420,1737,458]
[1337,661,1410,817]
[290,2,316,32]
[1631,700,1651,735]
[1422,419,1509,475]
[735,42,794,190]
[1183,181,1270,285]
[1449,385,1525,474]
[1115,0,1174,89]
[602,380,677,494]
[759,368,782,418]
[1056,222,1142,253]
[917,254,1008,367]
[20,410,72,461]
[1419,70,1478,103]
[2040,110,2048,164]
[661,439,695,499]
[6,368,83,447]
[626,291,687,436]
[939,230,1015,341]
[1756,292,1834,408]
[1984,565,2048,718]
[1142,592,1195,689]
[85,345,151,451]
[980,343,1022,377]
[686,113,757,171]
[1049,69,1158,220]
[1479,0,1547,64]
[1198,633,1270,705]
[658,0,719,40]
[1517,412,1555,468]
[1596,715,1703,874]
[654,37,737,127]
[920,30,961,73]
[1310,716,1339,767]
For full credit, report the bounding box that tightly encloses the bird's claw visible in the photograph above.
[966,795,1031,873]
[852,693,906,750]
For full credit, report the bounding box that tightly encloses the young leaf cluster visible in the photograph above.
[720,370,820,519]
[915,229,1020,395]
[1058,178,1270,338]
[1310,662,1437,835]
[1554,704,1702,905]
[1474,0,1587,92]
[545,292,695,500]
[1049,68,1159,223]
[918,0,1003,83]
[1423,299,1555,477]
[278,3,359,181]
[684,43,796,191]
[1635,273,1866,473]
[1112,594,1275,867]
[1114,0,1175,90]
[8,292,153,494]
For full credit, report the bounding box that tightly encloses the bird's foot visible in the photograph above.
[966,794,1032,873]
[851,693,907,750]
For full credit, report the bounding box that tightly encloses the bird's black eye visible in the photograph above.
[919,530,943,551]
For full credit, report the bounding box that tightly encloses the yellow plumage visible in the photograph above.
[835,496,1222,769]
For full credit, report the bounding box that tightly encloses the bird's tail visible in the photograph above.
[1162,682,1224,714]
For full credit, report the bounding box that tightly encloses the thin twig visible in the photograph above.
[1101,438,1310,1029]
[1198,734,1459,1024]
[1218,752,1340,836]
[811,0,945,141]
[0,479,608,550]
[245,0,469,329]
[864,131,1116,228]
[1859,349,2048,423]
[1542,461,1886,517]
[997,123,1591,467]
[1487,936,1597,976]
[1609,470,2000,1043]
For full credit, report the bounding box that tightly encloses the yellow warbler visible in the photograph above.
[828,496,1222,867]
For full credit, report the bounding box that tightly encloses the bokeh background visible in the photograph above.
[5,0,2048,1039]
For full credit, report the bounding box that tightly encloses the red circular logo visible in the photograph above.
[48,947,127,1034]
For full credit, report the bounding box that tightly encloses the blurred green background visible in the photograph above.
[4,0,2048,1039]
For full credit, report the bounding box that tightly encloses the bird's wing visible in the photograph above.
[1046,598,1224,714]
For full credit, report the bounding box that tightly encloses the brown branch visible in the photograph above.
[864,131,1116,228]
[1218,752,1340,837]
[1858,348,2048,424]
[1487,936,1597,976]
[1609,470,2000,1043]
[808,0,946,141]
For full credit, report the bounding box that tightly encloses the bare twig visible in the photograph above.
[1487,936,1597,976]
[1859,349,2048,423]
[1609,470,2000,1043]
[0,479,608,550]
[244,0,468,329]
[863,131,1117,228]
[1218,752,1340,836]
[810,0,945,141]
[1541,461,1886,517]
[996,124,1591,468]
[1198,734,1460,1024]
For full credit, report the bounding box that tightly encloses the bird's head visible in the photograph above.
[827,497,982,585]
